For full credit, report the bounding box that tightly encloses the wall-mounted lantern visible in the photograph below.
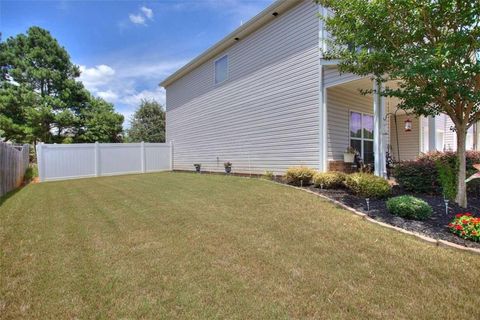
[404,118,412,132]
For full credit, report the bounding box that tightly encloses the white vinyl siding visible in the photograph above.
[327,85,374,161]
[165,1,320,174]
[391,115,420,160]
[214,55,228,84]
[323,65,362,88]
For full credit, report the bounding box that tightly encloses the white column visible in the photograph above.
[318,65,328,172]
[428,116,436,151]
[373,79,386,177]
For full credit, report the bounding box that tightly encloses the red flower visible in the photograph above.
[465,213,472,216]
[472,230,478,236]
[462,231,466,235]
[456,213,463,218]
[455,225,463,230]
[462,219,469,224]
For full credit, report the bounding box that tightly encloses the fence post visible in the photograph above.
[94,142,100,177]
[170,140,174,171]
[37,143,45,182]
[141,141,146,173]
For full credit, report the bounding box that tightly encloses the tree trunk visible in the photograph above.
[455,124,468,208]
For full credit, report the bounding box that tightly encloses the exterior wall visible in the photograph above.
[165,1,320,174]
[327,85,374,161]
[323,66,362,88]
[420,114,476,152]
[443,116,457,150]
[390,115,420,161]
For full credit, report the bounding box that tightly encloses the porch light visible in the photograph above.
[404,118,412,132]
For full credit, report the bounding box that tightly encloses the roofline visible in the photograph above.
[159,0,303,88]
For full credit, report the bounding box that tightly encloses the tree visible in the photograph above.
[127,99,166,143]
[77,95,124,143]
[317,0,480,207]
[0,26,123,144]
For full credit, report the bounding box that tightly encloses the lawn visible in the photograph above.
[1,172,479,319]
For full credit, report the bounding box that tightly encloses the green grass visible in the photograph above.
[1,172,479,319]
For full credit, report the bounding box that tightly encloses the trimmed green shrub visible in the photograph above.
[285,167,316,186]
[313,172,346,189]
[393,159,437,194]
[449,213,480,242]
[386,195,432,220]
[393,151,480,194]
[435,159,457,200]
[345,173,391,198]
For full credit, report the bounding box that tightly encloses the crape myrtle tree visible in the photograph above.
[317,0,480,207]
[0,27,124,144]
[127,99,166,143]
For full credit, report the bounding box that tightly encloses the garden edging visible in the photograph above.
[273,181,480,256]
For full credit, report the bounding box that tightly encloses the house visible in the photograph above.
[160,0,479,177]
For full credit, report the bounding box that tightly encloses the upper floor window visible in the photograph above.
[214,55,228,84]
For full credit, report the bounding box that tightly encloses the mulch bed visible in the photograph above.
[296,185,480,249]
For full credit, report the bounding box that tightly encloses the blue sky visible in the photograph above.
[1,0,273,125]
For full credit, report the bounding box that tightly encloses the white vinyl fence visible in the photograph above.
[36,142,172,182]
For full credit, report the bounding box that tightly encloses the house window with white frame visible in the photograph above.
[466,126,474,150]
[214,55,228,84]
[435,130,445,151]
[350,111,374,164]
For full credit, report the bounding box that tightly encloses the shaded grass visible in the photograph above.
[1,172,479,319]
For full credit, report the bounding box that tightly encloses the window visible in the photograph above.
[214,55,228,84]
[350,111,374,164]
[466,126,474,150]
[436,130,445,151]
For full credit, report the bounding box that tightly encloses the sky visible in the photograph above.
[0,0,274,126]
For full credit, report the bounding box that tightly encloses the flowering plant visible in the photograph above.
[448,213,480,242]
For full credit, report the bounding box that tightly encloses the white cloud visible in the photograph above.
[121,87,166,108]
[129,13,146,25]
[141,6,154,20]
[97,90,119,102]
[77,58,185,127]
[129,6,154,26]
[78,64,115,91]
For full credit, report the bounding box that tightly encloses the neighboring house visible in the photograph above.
[160,0,479,177]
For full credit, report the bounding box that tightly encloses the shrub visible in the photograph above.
[386,195,433,220]
[393,151,480,194]
[393,159,437,194]
[313,172,346,189]
[285,167,316,186]
[344,173,391,198]
[24,164,38,182]
[448,213,480,242]
[435,159,457,200]
[263,171,274,180]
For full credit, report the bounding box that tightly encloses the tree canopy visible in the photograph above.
[0,26,124,144]
[318,0,480,207]
[127,99,166,143]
